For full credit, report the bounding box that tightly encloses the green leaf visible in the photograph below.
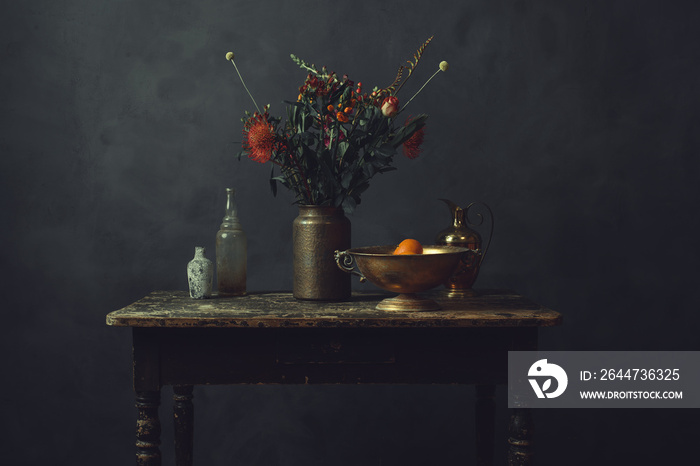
[298,131,315,145]
[337,141,350,161]
[378,166,397,174]
[269,165,278,196]
[342,196,357,215]
[341,171,353,189]
[375,143,396,158]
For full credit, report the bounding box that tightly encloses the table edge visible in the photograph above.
[106,290,563,329]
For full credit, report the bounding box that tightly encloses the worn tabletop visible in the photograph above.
[106,290,561,329]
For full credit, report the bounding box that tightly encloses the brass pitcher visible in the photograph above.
[435,199,493,296]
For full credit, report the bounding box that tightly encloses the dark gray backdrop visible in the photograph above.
[2,0,699,465]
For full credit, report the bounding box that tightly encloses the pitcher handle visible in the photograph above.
[464,202,494,266]
[334,250,367,283]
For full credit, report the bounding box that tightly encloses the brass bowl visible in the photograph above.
[334,245,469,311]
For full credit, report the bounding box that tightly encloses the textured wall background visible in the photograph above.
[2,0,699,464]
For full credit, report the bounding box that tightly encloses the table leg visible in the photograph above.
[174,385,194,466]
[136,390,161,466]
[475,384,495,466]
[507,408,534,465]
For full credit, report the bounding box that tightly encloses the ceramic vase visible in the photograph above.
[187,246,213,299]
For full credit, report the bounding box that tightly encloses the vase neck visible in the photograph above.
[194,246,206,258]
[298,205,345,217]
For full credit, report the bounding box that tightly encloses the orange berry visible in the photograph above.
[337,112,349,123]
[344,107,352,114]
[327,105,334,112]
[393,239,423,255]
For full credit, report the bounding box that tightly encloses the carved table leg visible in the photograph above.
[174,385,194,466]
[475,384,495,466]
[136,390,161,466]
[508,408,534,466]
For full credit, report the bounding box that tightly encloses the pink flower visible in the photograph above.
[381,96,399,117]
[323,124,346,148]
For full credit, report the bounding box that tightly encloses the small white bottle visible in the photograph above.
[187,247,213,299]
[215,188,247,295]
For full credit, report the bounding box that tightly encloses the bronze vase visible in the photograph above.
[293,205,351,300]
[435,199,493,296]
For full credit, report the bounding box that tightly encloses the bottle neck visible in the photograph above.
[220,189,242,230]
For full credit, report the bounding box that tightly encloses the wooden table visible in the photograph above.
[106,290,561,466]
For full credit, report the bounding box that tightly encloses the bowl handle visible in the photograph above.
[334,250,367,283]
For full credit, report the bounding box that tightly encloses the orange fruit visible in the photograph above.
[393,239,423,255]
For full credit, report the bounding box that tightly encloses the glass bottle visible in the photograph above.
[216,188,247,296]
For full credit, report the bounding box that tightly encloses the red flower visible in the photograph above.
[402,118,425,159]
[242,112,277,163]
[381,96,399,117]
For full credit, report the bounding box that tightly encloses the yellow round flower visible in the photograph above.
[226,52,235,61]
[439,61,449,72]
